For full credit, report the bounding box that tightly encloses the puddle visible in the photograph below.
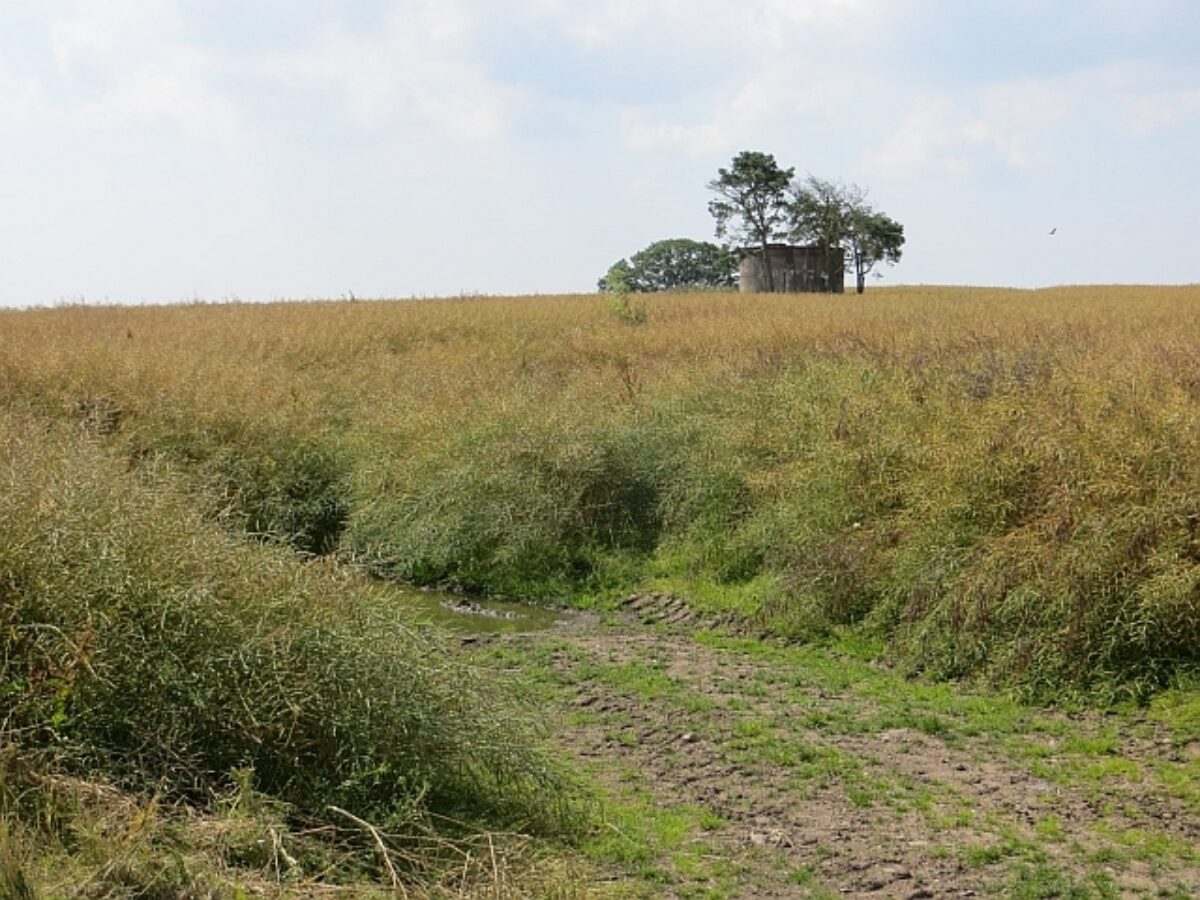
[389,585,570,635]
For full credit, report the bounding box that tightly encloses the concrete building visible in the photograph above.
[738,244,845,294]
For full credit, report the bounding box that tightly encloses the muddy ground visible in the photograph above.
[478,594,1199,898]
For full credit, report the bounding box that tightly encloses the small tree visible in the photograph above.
[597,259,635,293]
[707,151,794,292]
[599,239,736,293]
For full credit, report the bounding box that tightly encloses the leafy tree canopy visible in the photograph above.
[789,177,859,263]
[599,238,737,293]
[789,176,905,294]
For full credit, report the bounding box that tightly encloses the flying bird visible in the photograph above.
[1049,228,1057,235]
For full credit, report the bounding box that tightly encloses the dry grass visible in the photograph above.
[3,285,1199,695]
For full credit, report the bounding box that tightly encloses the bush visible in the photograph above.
[0,418,575,831]
[131,415,351,556]
[348,414,674,599]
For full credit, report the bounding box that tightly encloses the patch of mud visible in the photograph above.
[556,633,975,896]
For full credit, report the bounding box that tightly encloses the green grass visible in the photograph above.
[581,790,737,895]
[691,627,1199,854]
[477,615,1198,896]
[999,863,1121,899]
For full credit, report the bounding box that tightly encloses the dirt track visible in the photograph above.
[486,598,1199,898]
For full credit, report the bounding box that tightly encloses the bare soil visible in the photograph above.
[487,595,1199,898]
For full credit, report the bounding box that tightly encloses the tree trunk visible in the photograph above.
[823,245,838,293]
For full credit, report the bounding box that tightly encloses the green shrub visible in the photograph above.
[129,414,351,556]
[348,413,676,598]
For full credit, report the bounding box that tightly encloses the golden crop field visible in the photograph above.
[4,285,1199,695]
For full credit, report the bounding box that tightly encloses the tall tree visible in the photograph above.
[599,238,736,292]
[846,211,905,294]
[707,151,794,292]
[790,177,904,294]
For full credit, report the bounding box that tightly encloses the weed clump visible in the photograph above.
[130,414,352,555]
[0,418,579,890]
[349,415,673,598]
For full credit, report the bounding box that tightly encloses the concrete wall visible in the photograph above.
[738,244,845,294]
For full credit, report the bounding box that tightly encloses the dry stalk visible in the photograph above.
[488,832,500,897]
[269,825,299,879]
[327,805,407,897]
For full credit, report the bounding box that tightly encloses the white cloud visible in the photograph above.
[261,1,519,140]
[863,56,1200,179]
[1122,87,1200,134]
[745,0,889,50]
[862,95,960,175]
[47,0,240,142]
[521,0,891,159]
[49,0,179,75]
[620,60,863,157]
[0,58,46,121]
[1086,61,1200,136]
[524,0,889,53]
[862,80,1072,177]
[621,110,723,156]
[554,0,652,47]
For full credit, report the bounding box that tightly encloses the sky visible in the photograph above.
[1,0,1198,306]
